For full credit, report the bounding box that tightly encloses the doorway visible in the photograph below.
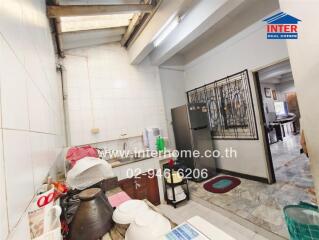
[254,60,316,200]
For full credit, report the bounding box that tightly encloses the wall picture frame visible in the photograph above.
[272,89,277,100]
[264,88,272,98]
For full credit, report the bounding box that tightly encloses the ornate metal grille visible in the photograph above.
[187,70,258,140]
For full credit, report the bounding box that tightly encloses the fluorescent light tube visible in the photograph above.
[153,15,180,47]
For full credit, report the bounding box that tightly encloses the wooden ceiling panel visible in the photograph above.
[58,0,142,5]
[47,4,154,18]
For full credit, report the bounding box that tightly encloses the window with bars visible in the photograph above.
[186,70,258,140]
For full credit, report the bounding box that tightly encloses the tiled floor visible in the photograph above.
[187,134,316,239]
[271,134,303,169]
[159,201,269,240]
[272,135,315,193]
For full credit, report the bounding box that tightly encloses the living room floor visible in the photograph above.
[188,134,316,239]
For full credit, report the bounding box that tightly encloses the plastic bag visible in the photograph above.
[66,157,114,190]
[66,146,98,166]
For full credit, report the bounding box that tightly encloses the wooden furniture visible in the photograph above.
[286,92,300,133]
[110,155,172,202]
[118,170,160,206]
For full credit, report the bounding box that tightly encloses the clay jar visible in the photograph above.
[70,188,114,240]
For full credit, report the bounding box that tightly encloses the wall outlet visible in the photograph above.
[91,128,100,134]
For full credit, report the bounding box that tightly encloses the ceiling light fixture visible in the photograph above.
[153,14,180,47]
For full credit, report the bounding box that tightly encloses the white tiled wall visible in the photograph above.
[3,130,33,230]
[0,39,29,130]
[0,130,9,239]
[92,135,145,154]
[159,68,187,149]
[63,43,168,146]
[0,0,65,239]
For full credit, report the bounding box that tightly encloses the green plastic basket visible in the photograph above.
[284,202,319,240]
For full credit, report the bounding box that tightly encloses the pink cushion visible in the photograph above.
[108,191,131,208]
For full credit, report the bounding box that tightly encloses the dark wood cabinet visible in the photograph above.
[146,172,161,205]
[118,170,160,206]
[118,178,135,199]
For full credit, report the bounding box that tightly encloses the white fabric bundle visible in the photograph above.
[66,157,114,190]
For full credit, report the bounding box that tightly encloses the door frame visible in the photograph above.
[252,71,276,184]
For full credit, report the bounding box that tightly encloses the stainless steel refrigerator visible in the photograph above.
[171,103,216,181]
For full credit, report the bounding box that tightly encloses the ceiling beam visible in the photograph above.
[54,17,65,57]
[47,4,154,18]
[59,0,142,5]
[149,0,247,65]
[123,0,162,49]
[120,0,158,47]
[62,26,127,34]
[61,27,126,40]
[63,35,122,50]
[51,0,64,57]
[120,13,143,46]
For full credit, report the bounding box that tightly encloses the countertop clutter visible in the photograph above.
[27,146,235,240]
[27,145,174,240]
[29,157,176,240]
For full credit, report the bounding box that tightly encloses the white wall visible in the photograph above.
[184,13,289,178]
[0,0,65,239]
[279,0,319,200]
[159,68,187,148]
[63,43,168,147]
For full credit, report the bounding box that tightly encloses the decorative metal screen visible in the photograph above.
[187,70,258,140]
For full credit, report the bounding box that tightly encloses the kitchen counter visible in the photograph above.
[107,152,173,168]
[107,156,151,168]
[108,152,174,203]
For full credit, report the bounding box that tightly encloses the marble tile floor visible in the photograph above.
[270,134,302,169]
[159,200,270,240]
[271,134,315,196]
[188,134,316,239]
